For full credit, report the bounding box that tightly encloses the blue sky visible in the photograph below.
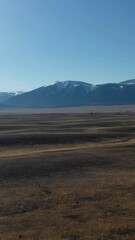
[0,0,135,91]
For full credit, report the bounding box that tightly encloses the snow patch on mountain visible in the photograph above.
[46,80,96,93]
[7,91,23,95]
[0,91,24,103]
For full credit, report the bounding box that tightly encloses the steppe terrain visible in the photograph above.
[0,111,135,240]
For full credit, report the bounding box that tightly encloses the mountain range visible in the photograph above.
[1,79,135,108]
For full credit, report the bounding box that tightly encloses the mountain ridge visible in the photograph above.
[2,79,135,108]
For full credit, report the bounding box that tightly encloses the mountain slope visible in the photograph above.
[3,80,135,108]
[4,81,94,108]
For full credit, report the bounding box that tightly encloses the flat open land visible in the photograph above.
[0,112,135,240]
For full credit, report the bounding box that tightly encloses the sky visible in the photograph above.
[0,0,135,91]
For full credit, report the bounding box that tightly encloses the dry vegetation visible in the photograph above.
[0,111,135,240]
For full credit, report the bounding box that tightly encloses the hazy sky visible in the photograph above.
[0,0,135,91]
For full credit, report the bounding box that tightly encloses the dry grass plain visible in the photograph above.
[0,112,135,240]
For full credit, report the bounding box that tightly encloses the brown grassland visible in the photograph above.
[0,111,135,239]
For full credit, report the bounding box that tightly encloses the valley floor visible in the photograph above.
[0,112,135,240]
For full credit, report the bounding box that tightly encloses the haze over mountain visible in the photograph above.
[1,79,135,108]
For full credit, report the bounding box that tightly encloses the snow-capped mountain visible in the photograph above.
[48,81,96,93]
[2,80,135,108]
[0,91,23,103]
